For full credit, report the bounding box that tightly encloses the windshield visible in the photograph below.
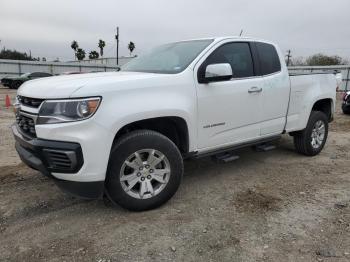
[122,39,213,74]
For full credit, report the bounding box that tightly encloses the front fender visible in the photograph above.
[93,86,197,152]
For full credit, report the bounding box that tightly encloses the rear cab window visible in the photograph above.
[255,42,281,75]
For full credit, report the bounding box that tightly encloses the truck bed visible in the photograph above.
[285,73,337,133]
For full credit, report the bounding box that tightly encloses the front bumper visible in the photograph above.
[12,125,104,199]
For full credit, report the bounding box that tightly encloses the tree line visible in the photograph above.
[70,40,135,61]
[0,48,46,61]
[289,53,348,66]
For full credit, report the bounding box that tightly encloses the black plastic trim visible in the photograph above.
[250,42,261,76]
[186,135,281,159]
[13,124,104,199]
[12,124,84,174]
[54,180,104,199]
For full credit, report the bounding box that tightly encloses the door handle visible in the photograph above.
[248,87,262,93]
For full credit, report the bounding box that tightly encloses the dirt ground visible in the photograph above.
[0,86,350,262]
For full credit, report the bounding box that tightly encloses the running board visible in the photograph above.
[186,135,281,159]
[212,152,240,163]
[254,144,276,152]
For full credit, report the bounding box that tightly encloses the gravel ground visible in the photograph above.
[0,86,350,262]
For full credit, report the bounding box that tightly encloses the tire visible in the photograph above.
[11,81,22,89]
[105,130,183,211]
[342,104,350,115]
[7,81,13,89]
[293,111,328,156]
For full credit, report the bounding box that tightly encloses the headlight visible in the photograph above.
[37,97,101,124]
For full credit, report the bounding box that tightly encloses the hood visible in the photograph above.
[17,71,167,99]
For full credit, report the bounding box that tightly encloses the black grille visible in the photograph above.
[18,96,44,108]
[16,114,36,137]
[44,150,73,170]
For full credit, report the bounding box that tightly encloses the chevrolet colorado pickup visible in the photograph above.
[13,37,338,211]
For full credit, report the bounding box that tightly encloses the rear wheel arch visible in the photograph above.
[311,98,333,122]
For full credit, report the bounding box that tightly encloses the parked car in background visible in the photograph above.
[342,91,350,114]
[1,72,52,89]
[58,72,83,75]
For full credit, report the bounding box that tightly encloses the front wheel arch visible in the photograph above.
[112,116,190,154]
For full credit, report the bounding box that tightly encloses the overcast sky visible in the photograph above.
[1,0,350,61]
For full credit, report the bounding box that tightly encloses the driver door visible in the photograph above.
[195,41,264,150]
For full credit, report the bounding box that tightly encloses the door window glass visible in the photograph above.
[205,43,255,78]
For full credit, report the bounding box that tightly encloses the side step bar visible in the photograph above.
[185,135,281,159]
[212,152,240,163]
[254,144,277,152]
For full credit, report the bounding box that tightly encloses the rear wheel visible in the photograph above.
[293,111,328,156]
[106,130,183,211]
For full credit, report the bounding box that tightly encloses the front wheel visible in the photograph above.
[106,130,183,211]
[293,111,328,156]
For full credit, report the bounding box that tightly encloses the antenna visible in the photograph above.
[239,30,243,37]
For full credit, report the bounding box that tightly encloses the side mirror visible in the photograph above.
[204,63,232,83]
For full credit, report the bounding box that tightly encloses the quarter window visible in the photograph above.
[256,42,281,75]
[205,43,255,78]
[30,72,51,77]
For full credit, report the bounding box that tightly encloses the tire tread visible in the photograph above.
[293,111,328,156]
[106,129,183,211]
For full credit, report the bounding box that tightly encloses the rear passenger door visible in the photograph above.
[255,42,290,136]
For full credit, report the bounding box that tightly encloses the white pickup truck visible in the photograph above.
[13,37,338,211]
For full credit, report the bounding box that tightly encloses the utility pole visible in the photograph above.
[115,27,119,65]
[286,50,292,66]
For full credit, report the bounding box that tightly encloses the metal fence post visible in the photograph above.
[18,62,22,76]
[346,67,350,91]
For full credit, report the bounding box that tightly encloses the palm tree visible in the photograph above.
[76,48,86,61]
[98,39,106,57]
[128,41,135,56]
[71,40,79,60]
[88,50,99,59]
